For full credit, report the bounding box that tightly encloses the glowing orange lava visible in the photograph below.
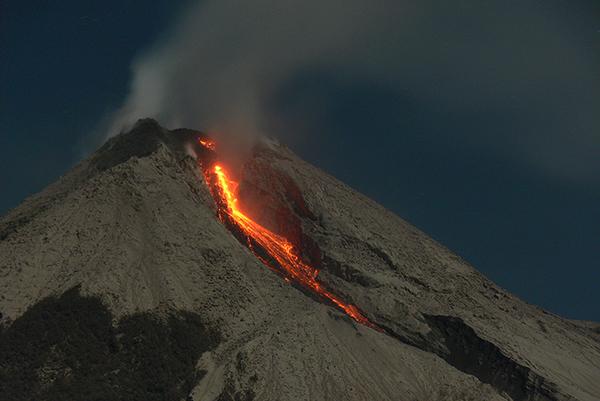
[203,158,378,330]
[197,138,216,151]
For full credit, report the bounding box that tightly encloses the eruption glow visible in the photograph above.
[197,138,216,151]
[199,141,378,330]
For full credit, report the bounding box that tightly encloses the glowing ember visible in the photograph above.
[198,139,378,330]
[197,138,216,151]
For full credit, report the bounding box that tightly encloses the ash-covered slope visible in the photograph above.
[0,120,598,401]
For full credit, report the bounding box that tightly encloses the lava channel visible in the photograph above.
[197,138,379,330]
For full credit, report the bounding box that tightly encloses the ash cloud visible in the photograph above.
[107,0,600,182]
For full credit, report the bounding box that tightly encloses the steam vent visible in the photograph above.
[0,119,599,401]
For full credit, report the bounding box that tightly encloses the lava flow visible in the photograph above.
[197,139,378,330]
[198,139,216,151]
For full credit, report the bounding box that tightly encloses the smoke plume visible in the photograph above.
[107,0,600,181]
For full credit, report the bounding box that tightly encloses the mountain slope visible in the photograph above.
[0,119,598,401]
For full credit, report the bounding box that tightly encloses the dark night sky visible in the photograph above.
[1,1,599,321]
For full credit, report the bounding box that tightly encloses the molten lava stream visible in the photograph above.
[200,154,378,330]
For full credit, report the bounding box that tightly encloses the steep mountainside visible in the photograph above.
[1,119,598,401]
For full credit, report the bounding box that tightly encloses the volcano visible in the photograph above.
[0,119,598,401]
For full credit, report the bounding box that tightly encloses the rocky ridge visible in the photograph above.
[0,119,598,401]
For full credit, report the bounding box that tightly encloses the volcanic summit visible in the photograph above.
[0,119,598,401]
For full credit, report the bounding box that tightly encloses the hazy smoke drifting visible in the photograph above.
[108,0,599,181]
[108,0,401,142]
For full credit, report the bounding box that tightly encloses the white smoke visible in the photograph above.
[107,0,398,142]
[106,0,600,181]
